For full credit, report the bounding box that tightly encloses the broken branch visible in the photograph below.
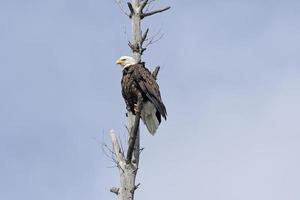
[109,129,125,163]
[128,41,140,53]
[152,66,160,79]
[141,28,149,45]
[127,2,134,18]
[140,0,149,13]
[141,6,171,19]
[110,187,120,195]
[130,183,141,193]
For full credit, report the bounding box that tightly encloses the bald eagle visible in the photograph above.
[116,56,167,135]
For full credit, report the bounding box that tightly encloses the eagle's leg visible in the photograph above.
[134,92,143,114]
[134,103,141,114]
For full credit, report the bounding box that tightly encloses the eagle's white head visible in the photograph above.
[115,56,137,69]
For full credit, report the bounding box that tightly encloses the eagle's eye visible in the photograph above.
[121,58,126,61]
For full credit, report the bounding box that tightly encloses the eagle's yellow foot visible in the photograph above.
[134,103,140,113]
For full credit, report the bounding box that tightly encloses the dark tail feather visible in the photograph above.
[146,94,167,120]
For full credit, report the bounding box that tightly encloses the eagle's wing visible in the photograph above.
[134,64,167,119]
[121,74,131,112]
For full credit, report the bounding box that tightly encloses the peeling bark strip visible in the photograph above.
[111,1,170,199]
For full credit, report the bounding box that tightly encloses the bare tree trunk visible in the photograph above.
[131,0,142,62]
[110,1,170,199]
[110,113,139,200]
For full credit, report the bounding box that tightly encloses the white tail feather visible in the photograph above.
[141,101,159,135]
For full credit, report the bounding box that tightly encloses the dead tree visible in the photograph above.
[109,1,170,199]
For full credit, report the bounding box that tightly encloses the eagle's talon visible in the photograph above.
[134,103,139,113]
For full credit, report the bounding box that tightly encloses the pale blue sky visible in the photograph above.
[1,0,300,200]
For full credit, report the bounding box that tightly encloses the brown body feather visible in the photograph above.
[121,63,167,125]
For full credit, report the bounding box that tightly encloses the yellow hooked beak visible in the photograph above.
[116,59,124,65]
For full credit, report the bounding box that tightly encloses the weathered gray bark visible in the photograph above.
[110,127,137,200]
[131,0,142,62]
[110,1,170,199]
